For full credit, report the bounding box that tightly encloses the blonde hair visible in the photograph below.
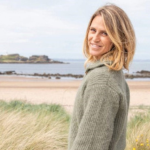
[83,4,136,71]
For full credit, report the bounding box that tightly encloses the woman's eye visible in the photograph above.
[90,28,95,32]
[102,32,108,36]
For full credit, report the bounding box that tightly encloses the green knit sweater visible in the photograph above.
[67,60,130,150]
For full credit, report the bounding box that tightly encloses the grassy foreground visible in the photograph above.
[0,100,70,150]
[126,106,150,150]
[1,100,150,150]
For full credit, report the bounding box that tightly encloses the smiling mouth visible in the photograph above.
[91,43,102,48]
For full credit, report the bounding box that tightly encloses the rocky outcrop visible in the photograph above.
[136,70,150,74]
[1,70,150,79]
[125,70,150,79]
[20,56,28,61]
[1,71,16,75]
[0,54,68,64]
[0,71,84,79]
[28,55,50,62]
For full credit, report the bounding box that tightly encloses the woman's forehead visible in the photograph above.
[90,16,106,31]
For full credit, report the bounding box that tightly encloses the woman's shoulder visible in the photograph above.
[86,65,122,81]
[84,60,122,84]
[85,66,109,84]
[84,66,126,93]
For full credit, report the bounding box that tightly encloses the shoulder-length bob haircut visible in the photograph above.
[83,4,136,71]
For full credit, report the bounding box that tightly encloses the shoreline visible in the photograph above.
[0,75,83,82]
[1,75,150,88]
[1,74,150,81]
[0,75,150,117]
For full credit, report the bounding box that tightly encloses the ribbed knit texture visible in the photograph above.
[67,60,130,150]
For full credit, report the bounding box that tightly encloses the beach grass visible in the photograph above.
[0,100,70,150]
[1,100,150,150]
[126,106,150,150]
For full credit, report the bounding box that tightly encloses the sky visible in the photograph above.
[0,0,149,60]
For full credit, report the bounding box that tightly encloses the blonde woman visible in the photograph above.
[68,4,136,150]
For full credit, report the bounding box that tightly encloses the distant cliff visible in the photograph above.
[0,54,67,64]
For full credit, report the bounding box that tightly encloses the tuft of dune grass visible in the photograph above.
[2,100,150,150]
[126,106,150,150]
[0,100,70,150]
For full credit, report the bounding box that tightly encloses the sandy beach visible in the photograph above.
[0,75,150,119]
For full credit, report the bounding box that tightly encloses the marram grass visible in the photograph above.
[0,100,70,150]
[126,106,150,150]
[1,100,150,150]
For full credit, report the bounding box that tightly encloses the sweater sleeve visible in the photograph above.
[70,84,120,150]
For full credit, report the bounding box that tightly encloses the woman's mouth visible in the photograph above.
[90,43,102,49]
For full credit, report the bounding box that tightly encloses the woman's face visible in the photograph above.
[88,15,113,59]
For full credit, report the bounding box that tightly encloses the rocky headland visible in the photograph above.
[0,54,68,64]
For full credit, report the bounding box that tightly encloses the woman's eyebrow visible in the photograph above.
[100,30,107,32]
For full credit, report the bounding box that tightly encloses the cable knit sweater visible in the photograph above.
[67,60,130,150]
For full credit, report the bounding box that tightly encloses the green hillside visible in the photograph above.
[0,54,51,63]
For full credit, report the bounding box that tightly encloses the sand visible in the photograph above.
[0,75,150,119]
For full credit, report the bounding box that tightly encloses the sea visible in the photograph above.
[0,59,150,81]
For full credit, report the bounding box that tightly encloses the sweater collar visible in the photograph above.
[85,60,112,74]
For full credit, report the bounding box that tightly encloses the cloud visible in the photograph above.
[0,3,81,44]
[0,0,149,60]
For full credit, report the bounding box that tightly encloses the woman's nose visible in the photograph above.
[93,33,100,42]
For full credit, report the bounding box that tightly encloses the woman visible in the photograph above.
[68,4,136,150]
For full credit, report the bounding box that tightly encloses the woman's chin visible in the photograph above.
[90,53,101,59]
